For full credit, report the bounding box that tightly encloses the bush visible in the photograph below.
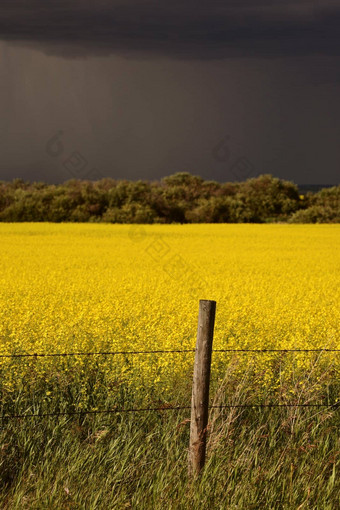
[289,205,340,223]
[0,173,338,223]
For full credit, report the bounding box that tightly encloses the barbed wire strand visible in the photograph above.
[214,349,340,353]
[1,348,340,358]
[0,349,195,358]
[1,402,339,420]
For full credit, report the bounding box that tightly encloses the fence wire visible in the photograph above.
[1,402,339,420]
[1,346,339,421]
[1,348,339,358]
[0,349,195,358]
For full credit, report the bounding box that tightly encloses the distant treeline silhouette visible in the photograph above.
[0,173,339,223]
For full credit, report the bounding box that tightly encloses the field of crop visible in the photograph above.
[0,223,339,508]
[0,223,339,390]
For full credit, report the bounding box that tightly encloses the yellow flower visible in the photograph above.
[0,223,338,392]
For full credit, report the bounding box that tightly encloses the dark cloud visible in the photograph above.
[1,1,340,59]
[1,3,339,185]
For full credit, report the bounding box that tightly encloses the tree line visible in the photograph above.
[0,173,339,223]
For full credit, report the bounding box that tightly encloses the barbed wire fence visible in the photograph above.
[2,347,340,358]
[0,300,339,474]
[1,346,339,419]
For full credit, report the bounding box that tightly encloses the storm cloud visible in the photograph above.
[0,2,339,185]
[1,1,340,59]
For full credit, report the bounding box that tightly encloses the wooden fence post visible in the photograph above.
[188,299,216,476]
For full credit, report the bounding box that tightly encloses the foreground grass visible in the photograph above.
[1,360,339,509]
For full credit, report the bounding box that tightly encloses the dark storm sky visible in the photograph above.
[0,1,339,184]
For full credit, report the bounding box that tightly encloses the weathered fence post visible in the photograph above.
[188,299,216,477]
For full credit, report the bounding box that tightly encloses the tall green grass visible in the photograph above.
[1,357,339,509]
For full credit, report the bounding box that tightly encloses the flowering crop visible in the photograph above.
[0,223,339,397]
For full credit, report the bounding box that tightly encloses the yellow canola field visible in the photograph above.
[0,223,339,392]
